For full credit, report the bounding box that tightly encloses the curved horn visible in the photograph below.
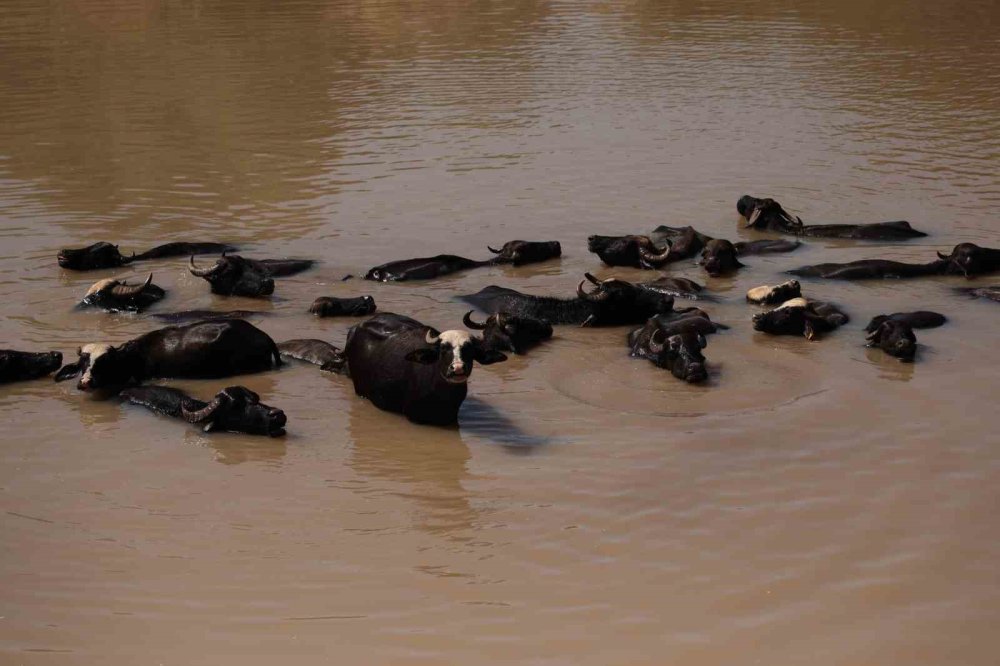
[577,277,609,302]
[495,312,509,329]
[584,272,602,285]
[648,328,666,354]
[937,251,950,260]
[189,255,222,278]
[110,273,153,297]
[425,330,440,345]
[639,243,672,265]
[463,310,487,330]
[487,246,501,254]
[181,395,225,423]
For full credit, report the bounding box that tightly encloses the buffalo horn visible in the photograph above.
[181,395,225,423]
[425,330,440,345]
[189,255,222,277]
[463,311,487,330]
[110,273,153,297]
[638,243,671,264]
[746,207,762,227]
[648,328,665,353]
[487,246,501,254]
[937,251,950,260]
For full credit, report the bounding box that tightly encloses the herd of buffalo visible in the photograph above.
[2,194,998,435]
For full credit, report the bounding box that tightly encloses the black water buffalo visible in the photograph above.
[277,339,346,372]
[751,298,849,339]
[344,313,507,425]
[788,258,947,280]
[150,310,269,323]
[365,240,561,282]
[120,385,287,436]
[638,276,707,300]
[79,274,165,312]
[628,322,709,384]
[699,239,743,277]
[590,226,799,269]
[955,285,1000,302]
[460,273,675,327]
[462,311,553,354]
[189,254,314,296]
[737,195,927,240]
[0,350,63,384]
[58,241,237,271]
[938,243,1000,278]
[54,319,281,392]
[487,240,562,266]
[309,295,376,317]
[863,311,947,361]
[746,279,802,305]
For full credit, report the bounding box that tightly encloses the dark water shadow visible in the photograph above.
[458,395,553,452]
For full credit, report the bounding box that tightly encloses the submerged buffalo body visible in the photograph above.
[54,319,281,392]
[277,339,346,372]
[79,274,165,312]
[120,385,287,436]
[0,349,63,384]
[58,241,236,271]
[737,195,927,240]
[460,273,675,327]
[752,298,849,340]
[344,313,506,425]
[746,279,802,305]
[189,255,315,297]
[639,277,707,300]
[309,295,376,317]
[462,311,553,354]
[365,241,561,282]
[955,285,1000,302]
[789,243,1000,280]
[150,310,269,323]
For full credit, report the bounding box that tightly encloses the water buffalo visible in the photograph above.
[788,258,947,280]
[461,311,553,354]
[737,195,927,240]
[863,311,947,361]
[627,308,722,362]
[189,254,315,297]
[150,310,269,323]
[699,239,743,277]
[120,385,287,436]
[487,240,562,266]
[638,277,707,300]
[58,241,237,271]
[590,226,799,269]
[460,273,675,327]
[344,312,507,425]
[746,279,802,305]
[955,285,1000,302]
[587,234,672,268]
[752,298,849,340]
[277,339,346,372]
[365,240,561,282]
[309,295,376,317]
[0,350,63,384]
[938,243,1000,278]
[53,319,281,392]
[628,324,709,384]
[79,274,165,313]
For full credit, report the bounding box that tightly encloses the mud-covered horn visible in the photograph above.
[648,328,665,353]
[111,273,153,297]
[746,207,762,227]
[189,256,221,277]
[181,395,225,423]
[487,246,501,254]
[639,243,672,264]
[463,310,486,330]
[425,330,440,345]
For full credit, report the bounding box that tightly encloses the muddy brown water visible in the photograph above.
[2,1,999,663]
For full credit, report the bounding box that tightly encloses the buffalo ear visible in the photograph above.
[404,348,439,364]
[475,349,508,365]
[54,362,82,382]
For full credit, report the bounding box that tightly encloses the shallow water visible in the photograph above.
[2,0,999,663]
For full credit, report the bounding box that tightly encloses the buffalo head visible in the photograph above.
[309,295,377,317]
[577,273,675,326]
[648,329,708,383]
[737,195,803,231]
[938,243,1000,278]
[58,242,133,271]
[587,235,671,268]
[54,344,133,391]
[189,254,274,297]
[488,240,562,266]
[462,310,552,354]
[866,320,917,361]
[180,386,287,436]
[80,274,164,312]
[404,330,507,383]
[699,239,743,277]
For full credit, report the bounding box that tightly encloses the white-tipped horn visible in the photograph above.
[425,330,440,345]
